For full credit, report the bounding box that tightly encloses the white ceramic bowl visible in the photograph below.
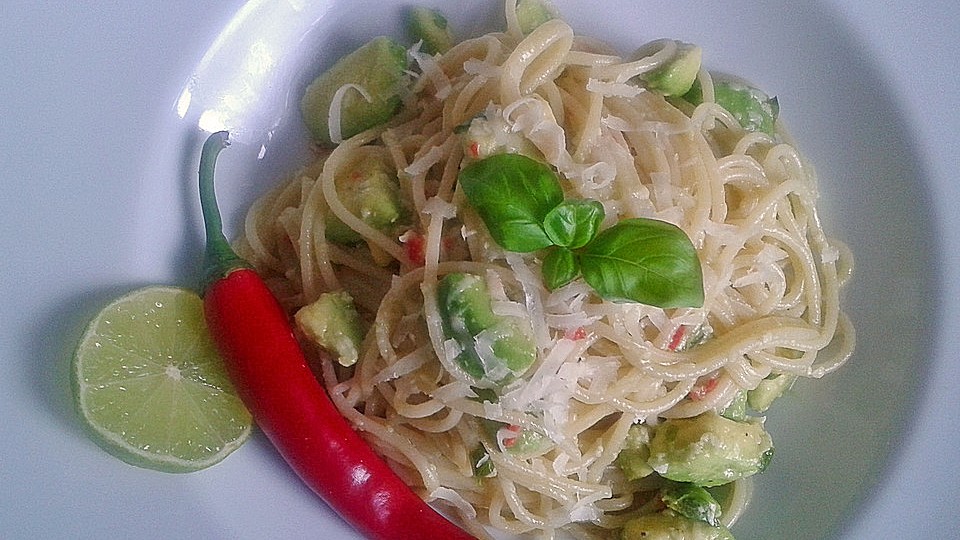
[1,1,957,538]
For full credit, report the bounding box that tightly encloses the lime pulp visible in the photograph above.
[72,286,252,473]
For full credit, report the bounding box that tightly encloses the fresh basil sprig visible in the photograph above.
[458,153,704,308]
[458,153,563,252]
[542,247,579,290]
[543,200,604,249]
[580,219,704,308]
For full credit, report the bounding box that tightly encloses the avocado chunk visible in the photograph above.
[720,390,747,421]
[438,272,499,338]
[647,412,774,487]
[481,419,552,457]
[324,149,409,245]
[407,7,454,55]
[515,0,559,34]
[300,36,409,146]
[660,483,723,527]
[632,39,702,97]
[684,76,780,135]
[294,291,364,366]
[437,273,536,384]
[621,512,735,540]
[616,423,654,481]
[747,373,797,413]
[470,445,495,478]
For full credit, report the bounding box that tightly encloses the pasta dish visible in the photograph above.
[234,1,855,537]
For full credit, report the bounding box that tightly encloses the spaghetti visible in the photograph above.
[236,2,854,537]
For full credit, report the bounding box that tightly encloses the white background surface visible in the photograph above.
[1,1,957,538]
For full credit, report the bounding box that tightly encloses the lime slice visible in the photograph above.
[72,286,252,472]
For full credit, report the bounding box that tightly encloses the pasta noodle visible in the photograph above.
[235,2,854,537]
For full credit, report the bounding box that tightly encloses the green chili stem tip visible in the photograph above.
[199,130,249,288]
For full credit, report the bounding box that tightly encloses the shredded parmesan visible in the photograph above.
[404,143,446,177]
[586,78,645,98]
[327,83,372,144]
[410,44,452,99]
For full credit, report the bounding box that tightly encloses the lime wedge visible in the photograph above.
[72,286,252,472]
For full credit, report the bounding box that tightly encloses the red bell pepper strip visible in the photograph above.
[197,131,474,540]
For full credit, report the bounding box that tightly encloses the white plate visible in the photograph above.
[1,1,957,538]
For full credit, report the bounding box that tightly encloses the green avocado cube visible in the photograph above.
[747,373,797,413]
[438,273,500,339]
[294,291,364,366]
[660,483,723,527]
[684,76,780,135]
[324,153,409,245]
[516,0,558,34]
[616,423,654,481]
[437,273,536,384]
[621,513,735,540]
[647,412,774,487]
[407,7,454,55]
[633,39,702,97]
[300,36,409,146]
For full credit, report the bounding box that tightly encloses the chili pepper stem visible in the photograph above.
[199,130,249,289]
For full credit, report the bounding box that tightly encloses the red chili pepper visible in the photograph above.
[197,131,473,540]
[666,325,686,352]
[565,327,587,341]
[499,424,522,449]
[688,376,719,402]
[400,230,426,267]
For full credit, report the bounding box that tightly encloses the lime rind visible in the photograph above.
[73,286,252,473]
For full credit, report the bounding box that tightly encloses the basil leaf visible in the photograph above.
[542,247,580,290]
[580,218,704,307]
[459,153,564,253]
[543,200,605,249]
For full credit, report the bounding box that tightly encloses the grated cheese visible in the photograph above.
[586,78,645,98]
[327,83,372,144]
[404,143,446,177]
[409,43,452,99]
